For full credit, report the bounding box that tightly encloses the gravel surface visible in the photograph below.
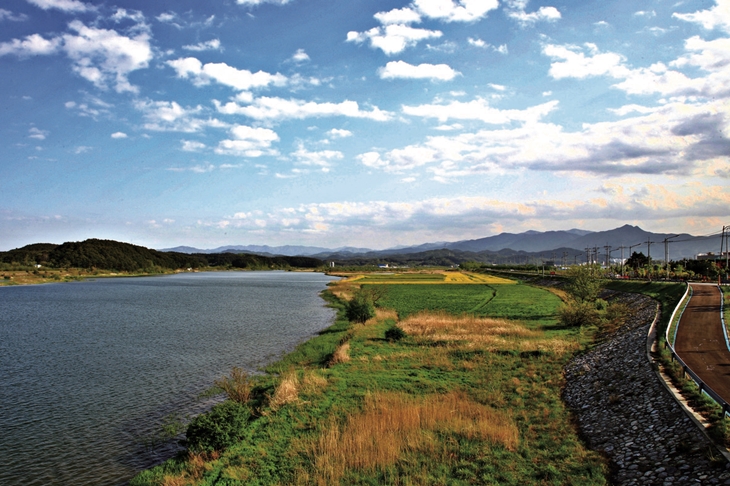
[563,291,730,485]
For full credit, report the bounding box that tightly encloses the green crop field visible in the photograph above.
[370,282,563,329]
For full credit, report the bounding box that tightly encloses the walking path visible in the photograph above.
[674,284,730,403]
[563,290,730,485]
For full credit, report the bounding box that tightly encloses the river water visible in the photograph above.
[0,271,338,485]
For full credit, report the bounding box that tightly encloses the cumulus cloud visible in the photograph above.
[214,96,393,122]
[181,140,206,151]
[327,128,353,138]
[544,36,730,99]
[290,48,310,62]
[290,144,343,172]
[135,99,227,132]
[26,0,92,13]
[183,39,221,51]
[28,127,48,140]
[374,7,421,25]
[378,60,460,81]
[236,0,291,5]
[673,0,730,33]
[0,20,153,92]
[111,131,127,138]
[347,24,442,55]
[0,34,61,56]
[167,57,287,91]
[412,0,499,23]
[359,98,730,179]
[402,97,558,124]
[215,125,279,157]
[505,0,561,26]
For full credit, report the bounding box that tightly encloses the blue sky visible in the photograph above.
[1,0,728,251]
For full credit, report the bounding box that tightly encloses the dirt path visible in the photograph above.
[674,283,730,403]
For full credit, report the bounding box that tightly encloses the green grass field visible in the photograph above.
[131,278,607,486]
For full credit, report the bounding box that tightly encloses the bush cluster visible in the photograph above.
[185,401,251,453]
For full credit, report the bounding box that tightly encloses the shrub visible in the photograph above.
[384,325,406,341]
[345,289,376,324]
[185,401,250,453]
[557,301,600,328]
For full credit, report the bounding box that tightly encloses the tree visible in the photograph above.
[626,251,649,270]
[345,288,376,324]
[565,265,603,303]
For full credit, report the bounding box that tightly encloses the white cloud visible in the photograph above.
[402,97,558,124]
[327,128,353,138]
[634,10,656,18]
[378,60,460,81]
[0,9,28,21]
[167,57,287,91]
[0,34,61,56]
[413,0,499,22]
[135,99,227,132]
[504,0,560,26]
[111,131,128,138]
[544,37,730,99]
[543,43,629,79]
[290,144,343,172]
[236,0,292,5]
[74,145,92,154]
[28,127,48,140]
[290,48,310,62]
[61,20,153,93]
[183,39,221,52]
[467,37,487,48]
[214,96,393,122]
[181,140,206,151]
[673,0,730,33]
[347,24,442,55]
[359,98,730,179]
[26,0,92,13]
[374,7,421,25]
[215,125,279,157]
[156,12,177,23]
[494,44,508,54]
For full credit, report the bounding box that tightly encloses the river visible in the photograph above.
[0,271,338,485]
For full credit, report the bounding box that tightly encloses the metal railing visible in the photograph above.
[664,284,730,416]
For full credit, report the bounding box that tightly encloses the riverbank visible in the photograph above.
[131,274,608,485]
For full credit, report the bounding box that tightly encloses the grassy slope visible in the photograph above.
[132,277,607,485]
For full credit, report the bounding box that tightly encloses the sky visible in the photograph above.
[1,0,729,251]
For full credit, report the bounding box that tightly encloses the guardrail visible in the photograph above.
[664,284,730,416]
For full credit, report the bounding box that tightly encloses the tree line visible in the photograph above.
[0,239,322,272]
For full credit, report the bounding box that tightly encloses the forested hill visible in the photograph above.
[0,239,322,272]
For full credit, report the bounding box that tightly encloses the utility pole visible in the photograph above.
[646,238,654,261]
[618,245,626,276]
[604,244,611,268]
[663,235,679,279]
[585,247,591,265]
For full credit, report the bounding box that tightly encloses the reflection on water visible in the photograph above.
[0,271,337,485]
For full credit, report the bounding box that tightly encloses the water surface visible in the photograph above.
[0,271,338,485]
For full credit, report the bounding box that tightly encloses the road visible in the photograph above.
[674,283,730,403]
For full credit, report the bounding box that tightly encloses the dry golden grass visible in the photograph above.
[214,367,252,404]
[329,342,351,365]
[400,311,539,342]
[300,370,328,395]
[270,371,300,409]
[305,391,518,484]
[373,308,398,322]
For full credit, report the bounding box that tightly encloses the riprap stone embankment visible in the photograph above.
[563,291,730,485]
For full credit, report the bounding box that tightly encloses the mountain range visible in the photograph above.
[162,225,726,263]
